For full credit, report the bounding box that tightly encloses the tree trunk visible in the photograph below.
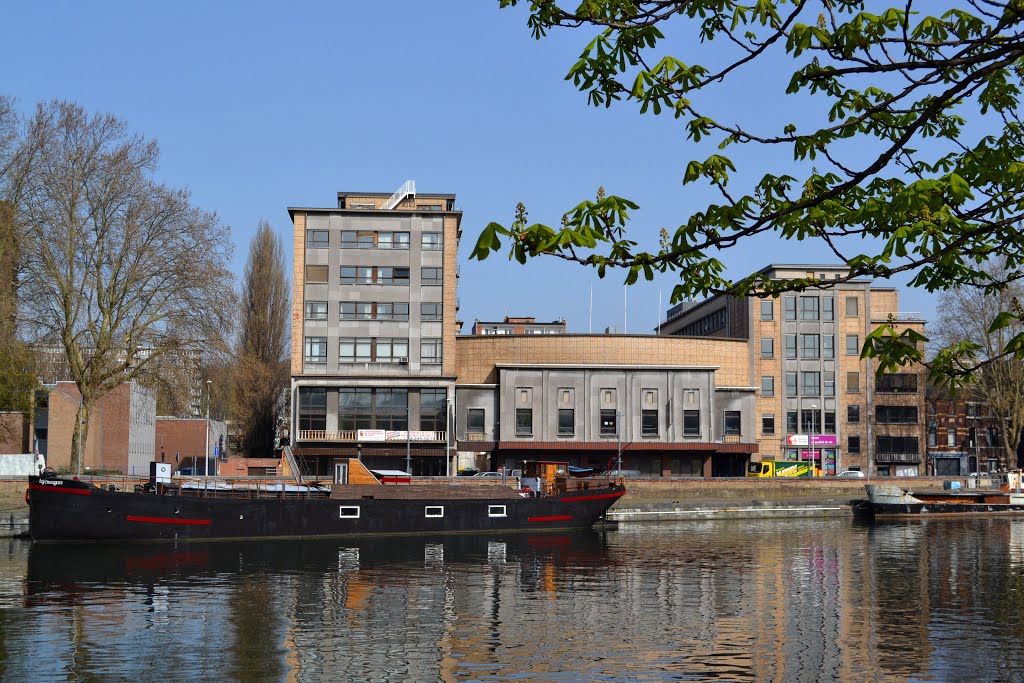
[69,398,91,475]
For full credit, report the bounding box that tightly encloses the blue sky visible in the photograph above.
[1,1,938,334]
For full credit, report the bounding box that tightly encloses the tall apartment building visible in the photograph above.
[660,264,927,476]
[289,182,461,478]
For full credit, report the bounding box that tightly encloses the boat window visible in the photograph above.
[488,505,507,518]
[338,506,360,519]
[425,506,444,518]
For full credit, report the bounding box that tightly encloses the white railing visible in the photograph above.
[382,180,415,210]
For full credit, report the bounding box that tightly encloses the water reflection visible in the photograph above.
[2,519,1024,681]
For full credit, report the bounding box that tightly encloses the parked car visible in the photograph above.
[606,470,643,478]
[836,470,866,479]
[474,471,504,478]
[457,468,480,477]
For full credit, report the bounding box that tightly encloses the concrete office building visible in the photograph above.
[289,182,460,477]
[659,264,927,476]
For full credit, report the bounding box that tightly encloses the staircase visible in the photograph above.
[382,180,415,210]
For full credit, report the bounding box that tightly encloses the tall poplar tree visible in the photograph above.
[233,220,289,456]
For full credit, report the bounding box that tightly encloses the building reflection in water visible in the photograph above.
[8,518,1024,681]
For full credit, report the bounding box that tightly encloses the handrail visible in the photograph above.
[283,445,303,484]
[382,180,415,210]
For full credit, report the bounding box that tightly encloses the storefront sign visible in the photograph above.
[786,434,838,446]
[357,429,387,442]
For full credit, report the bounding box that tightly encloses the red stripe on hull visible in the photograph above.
[561,491,626,502]
[126,515,211,526]
[528,515,573,522]
[29,484,91,495]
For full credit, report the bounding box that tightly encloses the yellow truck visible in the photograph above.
[746,460,820,477]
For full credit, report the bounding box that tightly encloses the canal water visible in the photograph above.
[0,517,1022,682]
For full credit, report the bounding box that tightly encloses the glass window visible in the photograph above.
[846,296,859,317]
[468,409,485,433]
[928,425,937,448]
[305,265,328,283]
[760,299,773,321]
[848,405,860,423]
[356,231,375,248]
[783,296,796,320]
[786,411,798,433]
[848,435,861,454]
[846,334,860,356]
[421,302,442,321]
[761,376,774,397]
[786,372,798,397]
[724,410,741,436]
[376,303,409,321]
[824,411,835,433]
[762,414,775,435]
[298,388,327,431]
[304,336,327,364]
[847,371,860,393]
[339,338,372,363]
[683,410,700,436]
[822,296,834,321]
[801,334,819,359]
[785,334,797,359]
[801,409,820,434]
[375,338,409,363]
[600,409,617,436]
[422,267,443,285]
[947,427,957,446]
[304,301,328,320]
[824,371,835,397]
[420,388,446,431]
[340,231,357,248]
[306,230,329,248]
[558,409,574,436]
[801,371,820,396]
[761,337,774,359]
[823,334,834,358]
[800,296,819,320]
[515,408,533,436]
[421,338,442,364]
[338,388,373,431]
[641,409,659,436]
[422,232,442,251]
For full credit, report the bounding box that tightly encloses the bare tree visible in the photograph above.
[931,264,1024,468]
[17,101,234,472]
[232,220,289,456]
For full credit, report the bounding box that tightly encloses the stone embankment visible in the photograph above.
[607,476,946,522]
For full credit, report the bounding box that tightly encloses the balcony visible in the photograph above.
[297,430,446,443]
[875,452,921,464]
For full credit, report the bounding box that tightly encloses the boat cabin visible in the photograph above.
[521,460,568,496]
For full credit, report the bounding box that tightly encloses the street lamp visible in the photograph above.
[405,402,412,475]
[205,379,212,478]
[810,403,818,476]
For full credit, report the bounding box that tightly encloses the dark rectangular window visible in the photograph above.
[298,388,327,431]
[875,405,919,424]
[786,411,798,433]
[801,409,820,434]
[801,334,819,359]
[876,373,918,393]
[467,409,485,434]
[784,296,796,321]
[801,371,820,396]
[786,372,798,397]
[641,410,659,436]
[338,388,372,431]
[683,410,700,436]
[306,230,329,248]
[419,388,446,431]
[762,414,775,435]
[422,267,443,285]
[846,334,860,356]
[380,267,410,285]
[848,435,861,454]
[785,334,797,359]
[558,409,574,436]
[515,408,533,436]
[760,299,773,321]
[877,435,919,454]
[761,376,774,397]
[421,302,442,321]
[724,410,741,436]
[600,409,617,436]
[374,388,409,431]
[824,411,835,434]
[800,296,819,320]
[848,405,860,423]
